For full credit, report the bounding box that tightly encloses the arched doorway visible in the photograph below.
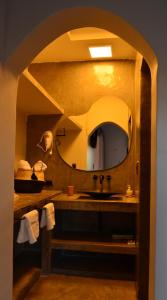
[6,7,156,74]
[3,6,157,300]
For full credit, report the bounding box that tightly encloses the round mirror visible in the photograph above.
[87,123,129,170]
[56,96,132,171]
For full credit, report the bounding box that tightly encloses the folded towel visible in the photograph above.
[33,160,47,172]
[17,210,39,244]
[40,203,55,230]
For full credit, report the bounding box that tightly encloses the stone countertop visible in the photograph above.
[14,190,62,220]
[51,193,138,213]
[14,191,138,220]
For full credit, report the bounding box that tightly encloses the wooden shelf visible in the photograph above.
[50,232,137,255]
[52,251,136,280]
[17,69,64,115]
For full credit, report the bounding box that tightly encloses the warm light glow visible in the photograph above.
[93,65,114,87]
[89,46,112,58]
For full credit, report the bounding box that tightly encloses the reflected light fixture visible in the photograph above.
[89,46,112,58]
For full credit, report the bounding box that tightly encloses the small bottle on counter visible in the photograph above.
[126,185,133,197]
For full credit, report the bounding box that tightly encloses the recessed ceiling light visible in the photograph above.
[89,46,112,58]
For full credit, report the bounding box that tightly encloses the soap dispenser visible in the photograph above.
[126,185,133,197]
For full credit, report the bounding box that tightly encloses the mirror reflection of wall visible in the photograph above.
[87,123,128,170]
[56,96,132,171]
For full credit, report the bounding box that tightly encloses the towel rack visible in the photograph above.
[14,207,47,222]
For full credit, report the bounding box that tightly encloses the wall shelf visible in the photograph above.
[17,69,64,115]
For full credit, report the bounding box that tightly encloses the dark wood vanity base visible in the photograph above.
[44,193,138,278]
[52,251,136,281]
[13,191,138,298]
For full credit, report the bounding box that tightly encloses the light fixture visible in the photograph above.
[89,46,112,58]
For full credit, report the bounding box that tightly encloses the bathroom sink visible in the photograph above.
[80,191,121,199]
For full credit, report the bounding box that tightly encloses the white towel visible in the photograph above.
[17,210,39,244]
[33,160,47,172]
[40,203,55,231]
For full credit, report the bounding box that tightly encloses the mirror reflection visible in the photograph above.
[56,96,132,171]
[88,123,129,170]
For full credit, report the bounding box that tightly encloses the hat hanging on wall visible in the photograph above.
[37,130,53,155]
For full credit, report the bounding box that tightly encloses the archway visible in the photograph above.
[3,6,157,300]
[6,7,157,74]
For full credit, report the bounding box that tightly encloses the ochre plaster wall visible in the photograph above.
[29,61,135,116]
[15,110,27,170]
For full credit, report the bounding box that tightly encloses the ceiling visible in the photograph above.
[17,27,137,116]
[32,27,137,64]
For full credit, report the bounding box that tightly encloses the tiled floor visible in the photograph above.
[25,274,137,300]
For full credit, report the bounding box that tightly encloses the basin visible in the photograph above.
[14,179,45,193]
[80,191,121,199]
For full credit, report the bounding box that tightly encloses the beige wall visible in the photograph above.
[15,110,27,170]
[0,3,162,300]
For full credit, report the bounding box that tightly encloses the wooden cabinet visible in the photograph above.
[45,194,138,278]
[13,191,138,282]
[13,190,62,300]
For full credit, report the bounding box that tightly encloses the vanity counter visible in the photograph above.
[51,193,138,213]
[14,190,62,220]
[14,191,138,220]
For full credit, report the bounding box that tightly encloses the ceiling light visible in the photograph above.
[89,46,112,58]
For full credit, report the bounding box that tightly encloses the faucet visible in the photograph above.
[99,175,104,191]
[106,175,112,191]
[92,174,98,191]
